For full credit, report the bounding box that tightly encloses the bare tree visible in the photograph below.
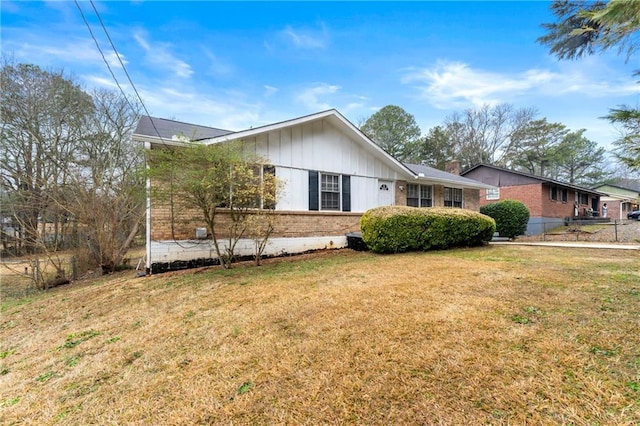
[444,104,537,170]
[1,61,92,256]
[1,61,144,275]
[61,89,144,273]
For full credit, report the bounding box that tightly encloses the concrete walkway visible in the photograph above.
[490,241,640,250]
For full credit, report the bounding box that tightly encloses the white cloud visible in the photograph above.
[280,24,328,49]
[295,83,340,110]
[202,49,234,77]
[6,37,126,69]
[137,84,263,131]
[83,75,122,89]
[133,30,193,79]
[402,60,639,109]
[264,85,278,97]
[133,32,150,51]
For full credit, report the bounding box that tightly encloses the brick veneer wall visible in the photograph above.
[433,185,444,207]
[540,187,575,218]
[606,202,620,220]
[151,184,483,241]
[463,188,480,211]
[478,183,543,216]
[395,181,407,205]
[150,201,362,241]
[478,183,595,219]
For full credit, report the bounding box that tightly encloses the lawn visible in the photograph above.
[1,245,639,424]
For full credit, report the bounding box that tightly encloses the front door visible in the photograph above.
[378,180,394,206]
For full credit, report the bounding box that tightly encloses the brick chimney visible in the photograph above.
[445,160,461,175]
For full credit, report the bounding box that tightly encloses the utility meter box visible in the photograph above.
[195,227,207,239]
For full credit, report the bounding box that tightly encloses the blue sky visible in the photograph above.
[2,1,639,151]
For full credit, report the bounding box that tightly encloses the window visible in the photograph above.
[222,164,276,209]
[262,165,276,209]
[486,188,500,200]
[578,193,589,205]
[308,171,351,212]
[407,184,433,207]
[550,186,568,202]
[444,187,463,207]
[321,174,340,210]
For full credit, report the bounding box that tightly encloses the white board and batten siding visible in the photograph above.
[147,114,402,268]
[246,118,400,212]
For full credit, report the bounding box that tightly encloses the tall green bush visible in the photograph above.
[360,206,495,254]
[479,199,530,239]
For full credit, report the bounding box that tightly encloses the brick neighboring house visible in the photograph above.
[591,182,640,220]
[461,164,607,235]
[133,110,494,273]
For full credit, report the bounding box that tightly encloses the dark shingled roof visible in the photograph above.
[462,163,607,195]
[403,162,488,187]
[610,179,640,193]
[134,116,233,141]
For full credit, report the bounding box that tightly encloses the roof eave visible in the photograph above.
[133,134,192,148]
[415,175,496,190]
[201,109,416,178]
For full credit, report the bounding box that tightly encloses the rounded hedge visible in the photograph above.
[360,206,496,254]
[479,199,529,239]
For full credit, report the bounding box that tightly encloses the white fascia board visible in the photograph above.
[202,110,338,144]
[201,109,416,179]
[601,194,636,202]
[133,134,191,148]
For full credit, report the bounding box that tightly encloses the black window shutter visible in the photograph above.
[342,175,351,212]
[309,171,319,211]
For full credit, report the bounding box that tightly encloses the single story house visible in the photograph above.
[461,163,607,235]
[133,109,495,273]
[591,182,640,220]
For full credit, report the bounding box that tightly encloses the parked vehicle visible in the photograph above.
[627,210,640,220]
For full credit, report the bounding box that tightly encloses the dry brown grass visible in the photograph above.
[1,246,639,424]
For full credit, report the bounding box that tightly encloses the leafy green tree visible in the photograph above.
[506,119,569,177]
[553,129,608,184]
[360,105,422,162]
[605,107,640,170]
[148,142,279,269]
[416,126,455,169]
[538,1,610,60]
[539,0,640,171]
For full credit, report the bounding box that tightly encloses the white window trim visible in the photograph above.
[486,188,500,200]
[320,173,341,211]
[444,187,463,208]
[407,183,433,207]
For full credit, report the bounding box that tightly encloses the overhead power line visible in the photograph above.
[74,0,167,145]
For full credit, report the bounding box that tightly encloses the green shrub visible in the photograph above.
[360,206,496,254]
[479,199,530,239]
